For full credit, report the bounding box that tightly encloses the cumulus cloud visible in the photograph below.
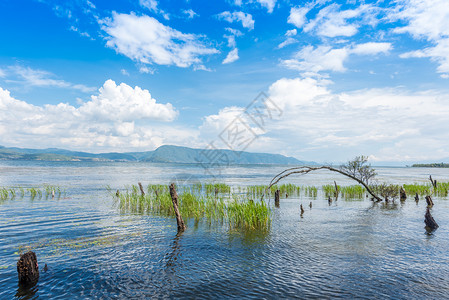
[288,6,310,28]
[101,12,218,69]
[217,11,255,30]
[223,48,239,64]
[3,66,95,92]
[390,0,449,76]
[200,77,449,162]
[281,42,391,74]
[0,80,184,152]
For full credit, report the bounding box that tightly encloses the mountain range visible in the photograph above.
[0,145,315,165]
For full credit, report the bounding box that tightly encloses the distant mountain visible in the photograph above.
[0,145,315,165]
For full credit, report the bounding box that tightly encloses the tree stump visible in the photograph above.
[414,193,419,203]
[425,195,434,207]
[300,204,304,216]
[17,251,39,285]
[138,182,145,196]
[328,196,332,205]
[309,201,312,209]
[169,183,186,233]
[274,189,280,208]
[334,181,339,200]
[400,187,407,201]
[425,207,439,231]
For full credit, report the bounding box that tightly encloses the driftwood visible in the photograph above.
[425,207,439,231]
[425,195,434,207]
[400,187,407,201]
[17,251,39,285]
[169,183,186,233]
[274,189,280,207]
[138,182,145,196]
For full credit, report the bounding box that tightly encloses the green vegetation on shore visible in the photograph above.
[412,163,449,168]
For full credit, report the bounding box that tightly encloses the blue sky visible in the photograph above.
[1,0,449,163]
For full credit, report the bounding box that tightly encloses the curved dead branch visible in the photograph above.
[263,166,382,202]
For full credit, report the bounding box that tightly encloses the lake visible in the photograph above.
[1,161,449,299]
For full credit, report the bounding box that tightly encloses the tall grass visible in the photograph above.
[116,183,270,231]
[0,185,65,202]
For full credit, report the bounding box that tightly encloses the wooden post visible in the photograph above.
[274,189,280,207]
[400,187,407,201]
[328,196,332,205]
[300,204,304,216]
[138,182,145,196]
[425,207,439,231]
[17,251,39,285]
[425,195,434,207]
[309,201,312,209]
[169,183,186,233]
[414,193,419,202]
[214,187,218,198]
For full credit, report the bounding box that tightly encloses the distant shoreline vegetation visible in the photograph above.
[412,163,449,168]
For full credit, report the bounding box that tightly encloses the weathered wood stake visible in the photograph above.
[138,182,145,196]
[309,201,312,209]
[425,195,434,207]
[429,175,437,189]
[300,204,304,216]
[328,196,332,205]
[424,207,439,231]
[17,251,39,285]
[400,187,407,201]
[274,189,280,207]
[414,193,419,202]
[169,183,186,233]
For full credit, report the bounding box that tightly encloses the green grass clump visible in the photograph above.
[115,183,270,231]
[304,186,318,197]
[205,183,231,195]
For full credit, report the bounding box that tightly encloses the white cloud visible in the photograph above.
[182,9,198,19]
[282,42,391,74]
[217,11,255,30]
[277,37,298,49]
[139,0,169,20]
[0,69,5,78]
[200,77,449,162]
[102,12,218,69]
[4,66,95,93]
[256,0,276,13]
[285,29,297,36]
[232,0,277,13]
[0,80,184,152]
[288,6,310,28]
[390,0,449,75]
[120,69,130,76]
[290,3,379,38]
[223,48,239,64]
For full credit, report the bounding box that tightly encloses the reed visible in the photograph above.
[115,183,271,231]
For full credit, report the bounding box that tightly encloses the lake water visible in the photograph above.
[1,161,449,299]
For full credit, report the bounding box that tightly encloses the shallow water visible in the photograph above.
[1,161,448,299]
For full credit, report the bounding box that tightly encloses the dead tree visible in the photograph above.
[424,207,439,231]
[138,182,145,196]
[429,175,437,189]
[169,183,186,233]
[262,156,382,202]
[274,189,280,207]
[334,181,339,200]
[17,251,39,285]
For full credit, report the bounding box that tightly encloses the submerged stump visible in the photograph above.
[169,183,186,233]
[274,189,280,208]
[425,207,439,231]
[400,187,407,201]
[17,251,39,285]
[425,195,434,207]
[415,193,419,203]
[300,204,304,216]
